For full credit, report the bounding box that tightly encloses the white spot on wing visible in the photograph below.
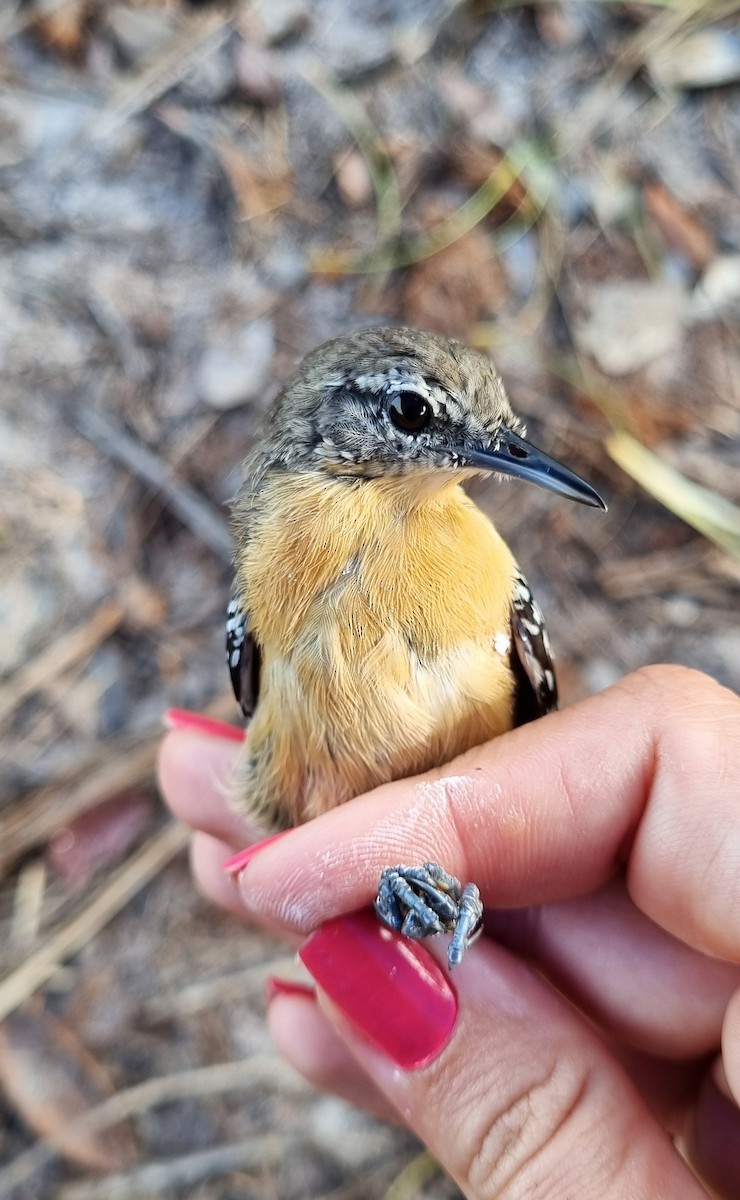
[493,632,511,656]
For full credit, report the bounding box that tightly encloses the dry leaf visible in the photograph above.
[212,139,293,221]
[117,576,168,632]
[401,218,507,339]
[31,0,90,60]
[46,793,153,887]
[642,180,715,271]
[0,1008,136,1172]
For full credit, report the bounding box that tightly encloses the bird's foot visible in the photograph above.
[374,861,483,970]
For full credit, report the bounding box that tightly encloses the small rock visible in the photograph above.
[648,30,740,91]
[260,243,307,289]
[662,595,700,627]
[690,255,740,322]
[235,39,282,106]
[315,24,394,82]
[196,318,275,409]
[581,658,623,694]
[253,0,309,45]
[573,281,690,376]
[333,147,373,208]
[105,4,178,67]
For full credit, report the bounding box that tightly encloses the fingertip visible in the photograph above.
[191,831,256,920]
[157,730,255,845]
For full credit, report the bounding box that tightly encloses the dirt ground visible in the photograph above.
[0,0,739,1196]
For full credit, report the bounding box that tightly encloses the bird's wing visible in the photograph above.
[508,565,558,725]
[226,595,261,721]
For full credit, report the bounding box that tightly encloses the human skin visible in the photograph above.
[158,665,740,1199]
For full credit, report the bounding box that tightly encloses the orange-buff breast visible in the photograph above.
[235,471,517,828]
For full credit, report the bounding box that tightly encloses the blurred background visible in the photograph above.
[1,0,739,1195]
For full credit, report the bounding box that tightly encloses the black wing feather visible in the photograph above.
[509,566,558,726]
[226,595,261,721]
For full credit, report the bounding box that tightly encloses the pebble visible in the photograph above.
[196,318,275,409]
[573,280,690,376]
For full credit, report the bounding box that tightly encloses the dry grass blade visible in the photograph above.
[382,1149,440,1200]
[547,353,740,557]
[0,602,123,728]
[0,821,189,1024]
[57,1135,291,1200]
[393,152,531,268]
[315,139,546,277]
[606,431,740,559]
[71,12,231,149]
[10,862,47,950]
[0,1057,305,1195]
[305,70,402,271]
[142,956,298,1019]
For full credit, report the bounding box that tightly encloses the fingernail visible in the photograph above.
[223,830,291,877]
[265,976,316,1005]
[298,909,457,1071]
[164,708,245,743]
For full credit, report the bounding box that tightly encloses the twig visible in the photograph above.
[0,603,124,728]
[0,1059,305,1196]
[58,1135,290,1200]
[9,861,47,950]
[76,406,232,562]
[42,13,232,180]
[0,821,189,1024]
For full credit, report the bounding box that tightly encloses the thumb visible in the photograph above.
[298,910,706,1200]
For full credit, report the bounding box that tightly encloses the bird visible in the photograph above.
[226,326,605,967]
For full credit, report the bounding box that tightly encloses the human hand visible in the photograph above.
[158,666,740,1199]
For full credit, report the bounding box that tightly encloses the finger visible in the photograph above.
[234,666,740,964]
[267,991,399,1122]
[190,833,304,947]
[157,730,257,846]
[612,1045,710,1135]
[485,879,740,1058]
[723,987,740,1104]
[191,832,253,920]
[298,910,707,1200]
[684,1057,740,1200]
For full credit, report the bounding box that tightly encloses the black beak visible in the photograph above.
[458,426,606,510]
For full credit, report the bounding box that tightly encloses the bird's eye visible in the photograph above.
[388,392,432,433]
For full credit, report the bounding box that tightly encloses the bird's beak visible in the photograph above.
[458,427,606,510]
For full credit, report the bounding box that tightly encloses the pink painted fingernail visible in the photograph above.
[265,976,316,1004]
[223,830,291,877]
[164,708,246,743]
[299,909,458,1071]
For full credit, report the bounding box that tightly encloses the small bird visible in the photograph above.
[227,327,605,967]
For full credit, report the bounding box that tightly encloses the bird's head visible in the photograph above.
[261,327,605,509]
